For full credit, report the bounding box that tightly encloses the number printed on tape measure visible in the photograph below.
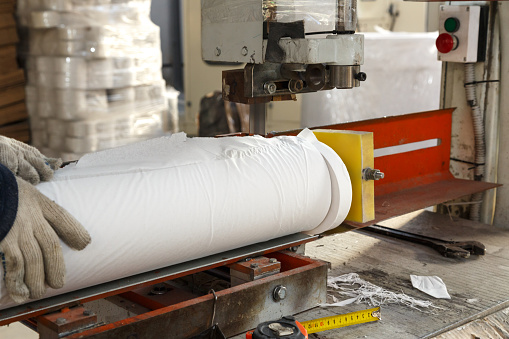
[301,307,381,334]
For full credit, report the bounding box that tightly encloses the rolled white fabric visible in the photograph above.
[0,131,352,309]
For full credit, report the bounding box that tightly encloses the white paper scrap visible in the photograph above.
[321,273,441,312]
[410,275,451,299]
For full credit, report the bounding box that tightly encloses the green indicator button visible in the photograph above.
[444,17,460,33]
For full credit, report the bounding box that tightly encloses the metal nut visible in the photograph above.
[272,285,287,302]
[241,46,248,56]
[55,318,67,325]
[263,82,277,95]
[363,168,384,181]
[355,72,367,81]
[250,263,259,268]
[151,284,168,295]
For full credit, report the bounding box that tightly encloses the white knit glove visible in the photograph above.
[0,178,91,303]
[0,136,61,185]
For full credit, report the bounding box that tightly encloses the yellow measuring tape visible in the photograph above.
[300,307,381,334]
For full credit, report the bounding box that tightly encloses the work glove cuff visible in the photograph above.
[0,163,18,242]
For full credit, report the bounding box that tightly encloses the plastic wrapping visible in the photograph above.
[301,33,441,127]
[203,0,341,32]
[18,0,168,157]
[262,0,339,32]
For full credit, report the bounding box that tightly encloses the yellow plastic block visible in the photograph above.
[313,129,374,223]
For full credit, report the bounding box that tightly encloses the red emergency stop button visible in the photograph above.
[436,33,458,54]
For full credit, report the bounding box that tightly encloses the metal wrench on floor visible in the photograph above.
[360,224,486,259]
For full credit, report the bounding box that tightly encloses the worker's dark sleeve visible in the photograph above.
[0,163,18,242]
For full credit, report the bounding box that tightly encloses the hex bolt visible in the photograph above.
[363,168,385,181]
[355,72,367,81]
[55,318,67,325]
[151,284,168,295]
[263,82,277,95]
[241,46,248,56]
[215,47,221,56]
[250,263,259,268]
[272,285,287,302]
[269,258,277,263]
[83,310,93,316]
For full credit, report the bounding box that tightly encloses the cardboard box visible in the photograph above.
[0,85,25,108]
[0,14,15,29]
[0,45,18,73]
[0,120,30,143]
[0,101,28,126]
[0,27,18,46]
[0,69,24,88]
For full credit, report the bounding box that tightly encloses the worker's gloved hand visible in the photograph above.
[0,175,91,303]
[0,136,62,185]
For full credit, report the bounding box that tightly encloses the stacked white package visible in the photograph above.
[18,0,168,160]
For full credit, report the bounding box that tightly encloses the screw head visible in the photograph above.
[215,47,221,56]
[241,46,248,56]
[55,318,67,325]
[263,82,277,95]
[273,285,287,302]
[250,263,259,268]
[355,72,367,81]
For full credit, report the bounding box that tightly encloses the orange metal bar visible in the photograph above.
[63,251,323,339]
[0,237,316,326]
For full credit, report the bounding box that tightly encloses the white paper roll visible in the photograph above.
[30,11,60,28]
[41,29,59,55]
[54,57,86,73]
[57,27,86,40]
[46,118,66,135]
[0,133,346,309]
[112,57,134,70]
[36,72,53,88]
[54,71,87,89]
[48,133,64,149]
[56,41,86,57]
[31,131,48,149]
[35,56,54,72]
[24,86,38,102]
[54,89,85,106]
[113,69,136,88]
[36,101,54,118]
[108,87,135,107]
[28,116,47,130]
[134,85,150,102]
[41,0,72,11]
[86,90,108,108]
[87,59,113,89]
